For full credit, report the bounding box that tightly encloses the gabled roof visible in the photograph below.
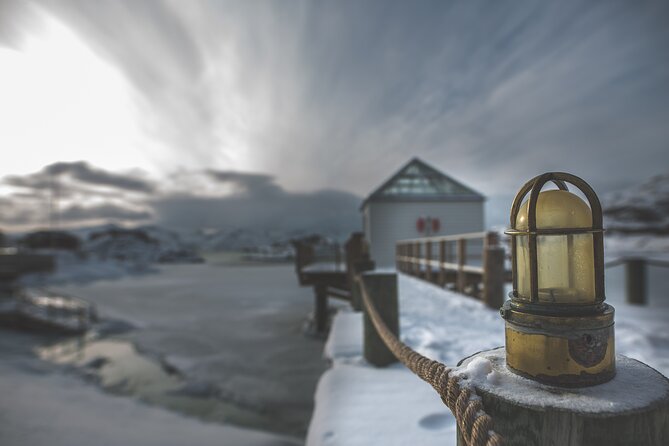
[361,157,485,209]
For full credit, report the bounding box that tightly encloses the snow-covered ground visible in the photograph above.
[307,273,669,446]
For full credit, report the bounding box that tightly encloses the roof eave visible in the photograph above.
[360,194,486,210]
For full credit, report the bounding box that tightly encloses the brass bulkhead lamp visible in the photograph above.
[501,172,615,387]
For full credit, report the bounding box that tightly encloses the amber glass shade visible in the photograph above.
[515,190,595,304]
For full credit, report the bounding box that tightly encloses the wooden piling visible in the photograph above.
[457,348,669,446]
[483,232,505,309]
[483,246,505,309]
[425,241,433,282]
[345,232,367,289]
[294,241,315,285]
[314,283,328,333]
[351,259,375,311]
[456,239,467,293]
[414,242,421,277]
[361,272,399,367]
[438,240,446,286]
[625,258,647,305]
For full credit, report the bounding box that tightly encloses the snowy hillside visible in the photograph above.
[603,172,669,235]
[192,227,345,253]
[85,225,202,264]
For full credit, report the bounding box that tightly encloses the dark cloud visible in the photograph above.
[154,168,360,234]
[4,161,154,193]
[151,188,360,235]
[2,1,668,228]
[0,162,360,234]
[206,170,283,196]
[58,204,152,222]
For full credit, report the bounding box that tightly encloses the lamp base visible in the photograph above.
[501,301,616,387]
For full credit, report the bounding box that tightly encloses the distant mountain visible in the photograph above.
[85,225,203,264]
[191,227,341,252]
[603,172,669,235]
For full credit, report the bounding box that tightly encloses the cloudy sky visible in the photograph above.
[0,0,668,231]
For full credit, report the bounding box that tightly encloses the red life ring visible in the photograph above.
[432,218,440,233]
[416,218,426,233]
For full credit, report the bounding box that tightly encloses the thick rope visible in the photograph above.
[360,282,504,446]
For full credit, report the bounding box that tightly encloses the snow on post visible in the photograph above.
[454,348,669,446]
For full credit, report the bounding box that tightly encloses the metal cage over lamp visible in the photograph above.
[501,172,615,387]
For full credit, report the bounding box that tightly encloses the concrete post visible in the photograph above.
[361,272,399,367]
[625,258,647,305]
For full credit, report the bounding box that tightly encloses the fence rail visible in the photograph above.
[396,231,509,309]
[605,256,669,305]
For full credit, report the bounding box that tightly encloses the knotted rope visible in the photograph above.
[360,282,504,446]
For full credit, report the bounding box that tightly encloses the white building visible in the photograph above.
[361,158,485,267]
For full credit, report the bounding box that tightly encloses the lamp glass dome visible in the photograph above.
[515,189,595,304]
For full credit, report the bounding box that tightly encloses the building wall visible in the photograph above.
[363,201,484,267]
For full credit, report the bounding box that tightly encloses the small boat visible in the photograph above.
[0,288,96,335]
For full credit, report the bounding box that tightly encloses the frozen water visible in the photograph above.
[50,264,327,437]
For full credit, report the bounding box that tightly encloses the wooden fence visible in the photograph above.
[396,231,510,309]
[605,256,669,305]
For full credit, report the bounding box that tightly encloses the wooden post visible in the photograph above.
[438,240,446,286]
[414,242,423,277]
[405,243,413,275]
[345,232,366,289]
[351,259,376,312]
[457,238,467,293]
[361,272,399,367]
[293,241,315,285]
[334,242,341,271]
[314,283,328,333]
[483,232,505,309]
[483,246,505,309]
[485,231,500,248]
[625,258,647,305]
[425,240,433,283]
[457,348,669,446]
[395,243,400,271]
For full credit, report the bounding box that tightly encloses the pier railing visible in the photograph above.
[605,256,669,305]
[396,231,510,309]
